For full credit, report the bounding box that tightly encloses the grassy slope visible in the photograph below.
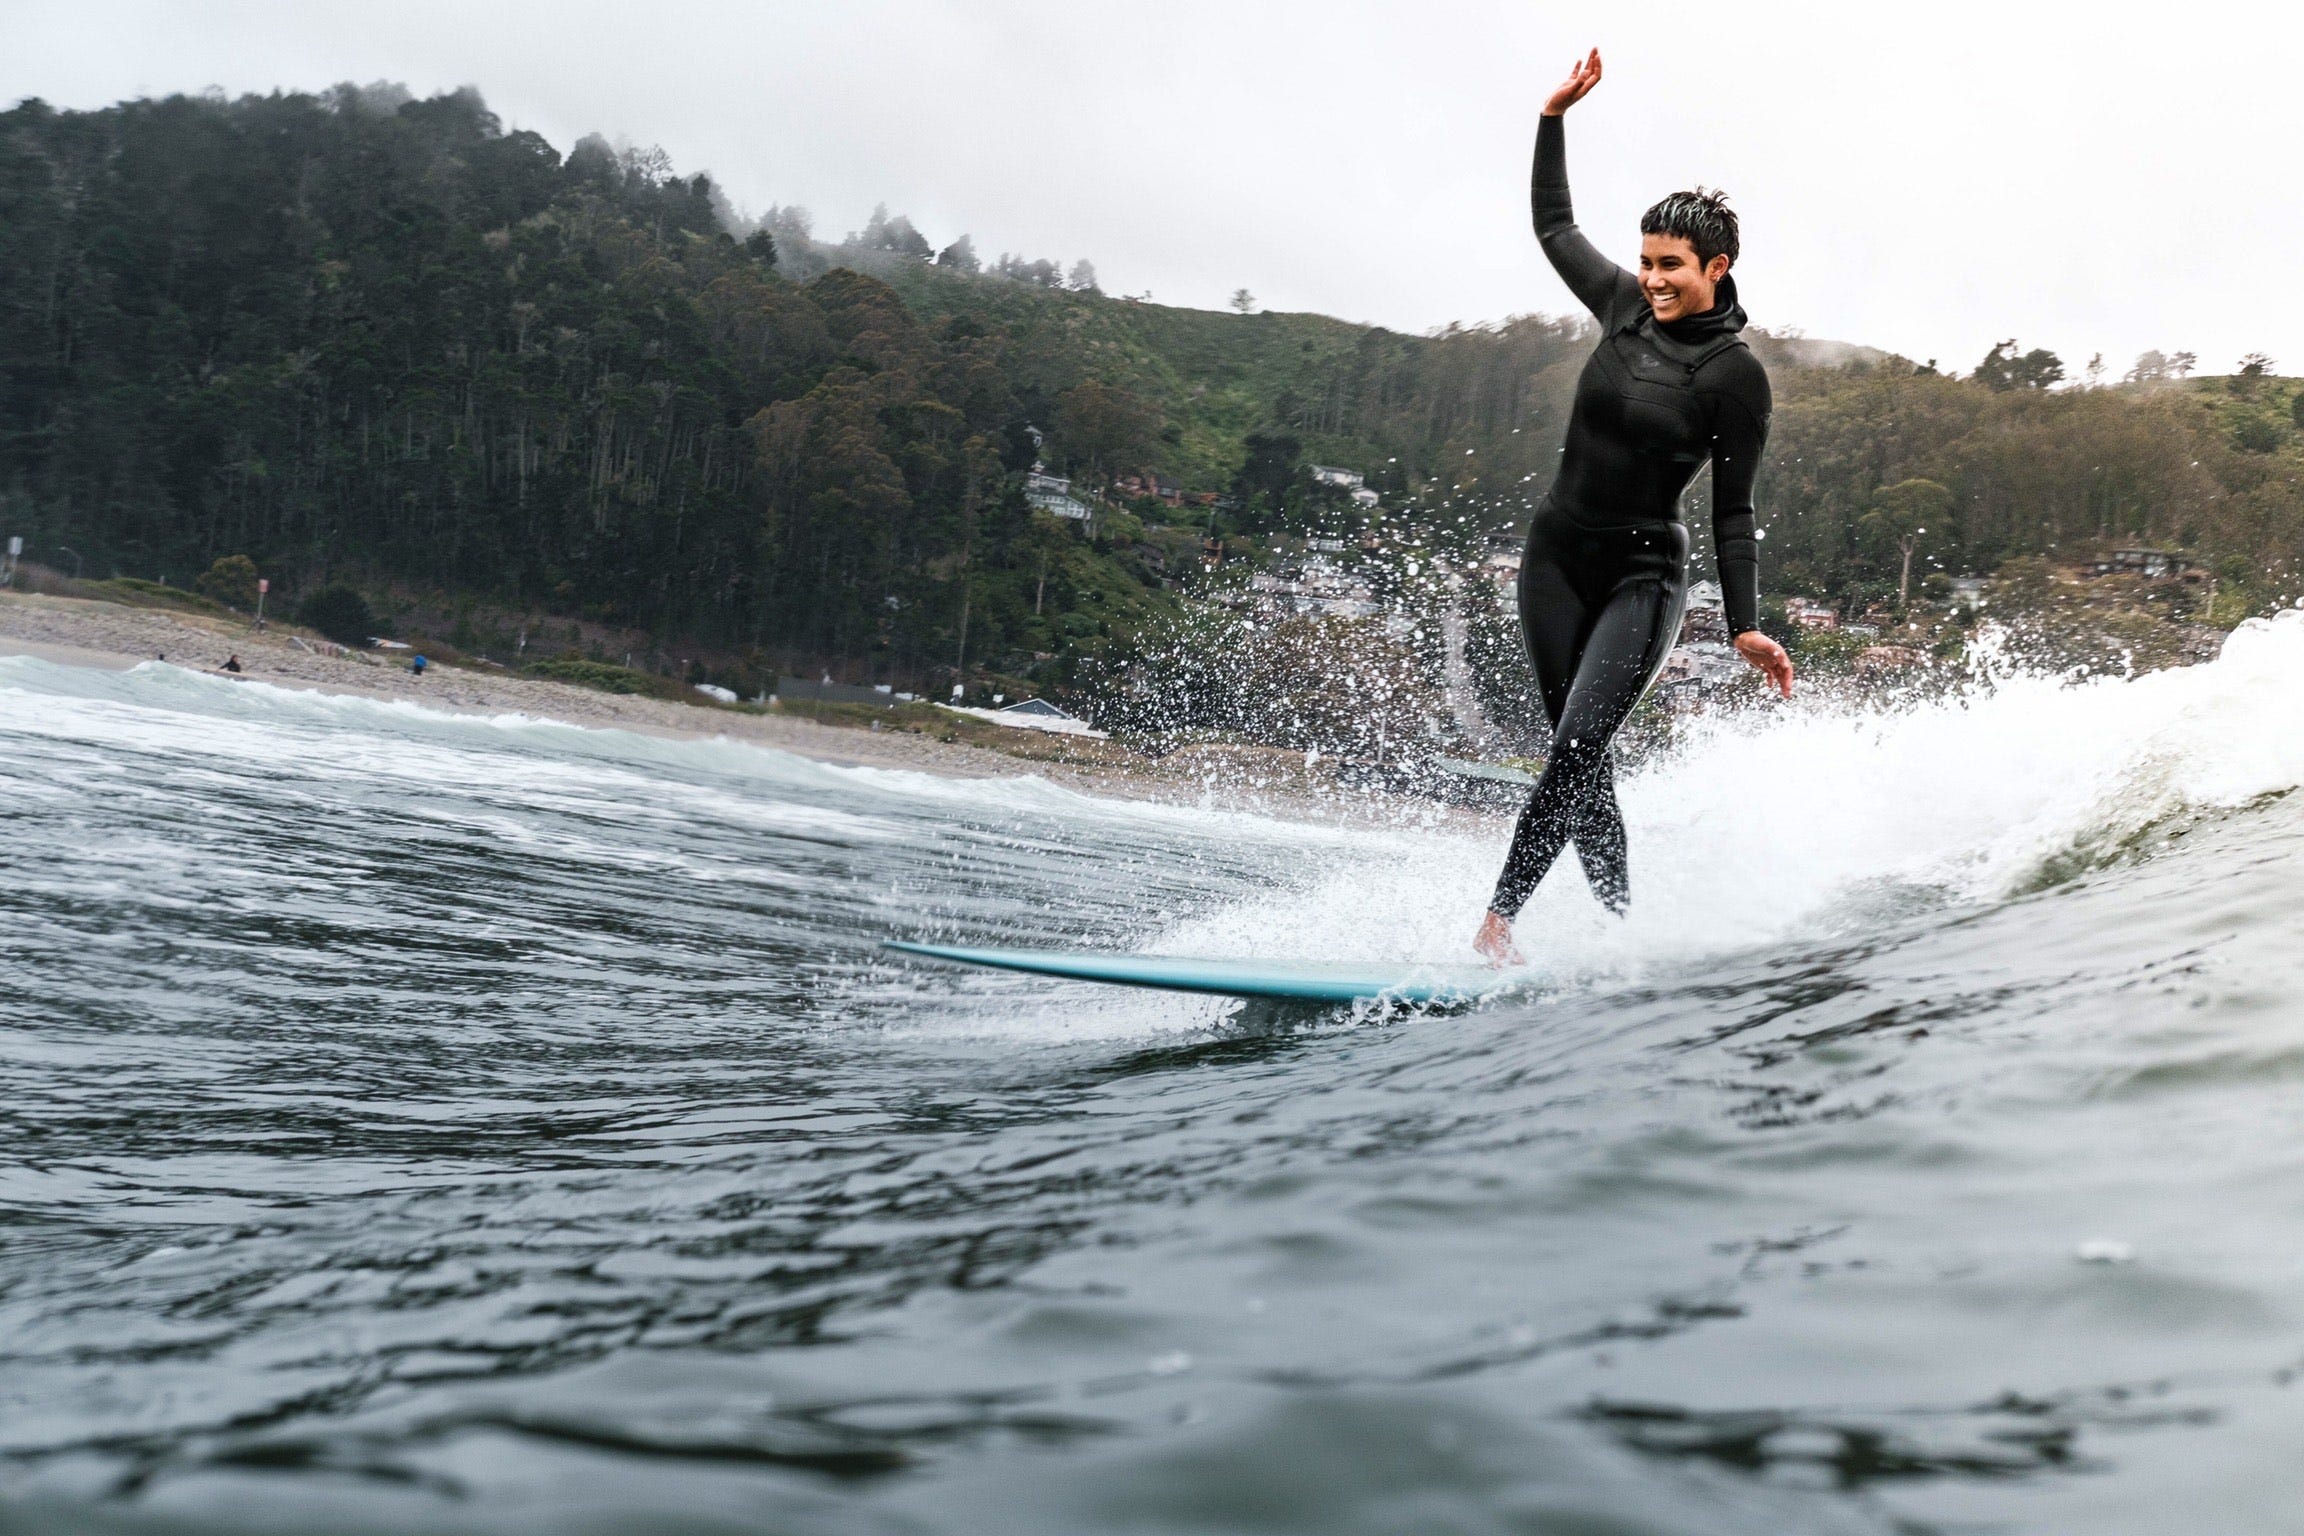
[824,247,1464,492]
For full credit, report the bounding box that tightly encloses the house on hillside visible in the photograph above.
[1679,580,1727,642]
[1855,644,1927,675]
[1785,597,1840,631]
[1112,471,1184,506]
[1026,466,1097,528]
[1350,486,1381,508]
[1310,465,1365,490]
[1660,641,1741,686]
[2093,548,2193,579]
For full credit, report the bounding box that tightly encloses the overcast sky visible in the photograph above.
[5,0,2290,378]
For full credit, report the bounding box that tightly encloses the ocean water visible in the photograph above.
[6,615,2304,1534]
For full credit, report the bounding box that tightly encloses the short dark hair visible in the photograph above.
[1640,188,1739,269]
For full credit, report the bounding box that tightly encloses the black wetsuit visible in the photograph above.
[1489,114,1773,920]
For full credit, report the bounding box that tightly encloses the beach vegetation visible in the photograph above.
[193,556,260,612]
[523,657,670,696]
[297,586,378,648]
[81,577,234,616]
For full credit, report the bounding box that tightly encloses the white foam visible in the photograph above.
[16,614,2304,1020]
[1153,609,2304,985]
[0,656,1359,840]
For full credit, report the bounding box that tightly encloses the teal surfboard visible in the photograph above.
[885,940,1521,1006]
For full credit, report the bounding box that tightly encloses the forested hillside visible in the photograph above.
[3,83,2300,712]
[0,85,1171,684]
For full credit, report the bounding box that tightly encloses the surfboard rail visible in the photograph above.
[884,940,1522,1006]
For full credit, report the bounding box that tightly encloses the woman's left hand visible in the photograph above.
[1734,630,1794,697]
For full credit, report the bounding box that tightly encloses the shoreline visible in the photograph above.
[0,591,1489,829]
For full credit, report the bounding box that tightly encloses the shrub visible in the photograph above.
[525,658,659,695]
[298,585,377,646]
[2232,415,2288,454]
[193,554,260,611]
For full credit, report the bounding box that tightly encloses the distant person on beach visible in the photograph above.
[220,654,242,674]
[411,654,428,676]
[1475,47,1794,968]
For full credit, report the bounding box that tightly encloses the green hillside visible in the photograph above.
[837,248,1588,499]
[3,82,2299,727]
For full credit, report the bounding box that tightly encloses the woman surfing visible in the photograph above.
[1476,48,1794,967]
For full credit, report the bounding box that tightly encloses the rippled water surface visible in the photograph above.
[8,622,2304,1534]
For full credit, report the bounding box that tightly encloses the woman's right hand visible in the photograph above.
[1474,910,1525,969]
[1733,629,1796,698]
[1543,47,1603,117]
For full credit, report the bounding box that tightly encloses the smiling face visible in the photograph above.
[1638,233,1731,324]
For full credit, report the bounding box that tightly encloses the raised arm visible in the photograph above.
[1533,50,1641,324]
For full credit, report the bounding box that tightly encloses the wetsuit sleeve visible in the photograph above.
[1705,359,1773,634]
[1532,115,1643,325]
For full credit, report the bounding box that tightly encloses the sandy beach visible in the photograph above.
[0,591,1458,824]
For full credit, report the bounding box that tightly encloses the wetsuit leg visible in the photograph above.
[1569,756,1629,913]
[1491,549,1684,920]
[1515,518,1629,913]
[1515,519,1588,727]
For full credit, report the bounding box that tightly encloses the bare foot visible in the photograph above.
[1473,910,1525,968]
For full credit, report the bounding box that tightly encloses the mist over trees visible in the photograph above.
[849,203,932,259]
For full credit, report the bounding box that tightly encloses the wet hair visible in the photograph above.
[1640,187,1739,269]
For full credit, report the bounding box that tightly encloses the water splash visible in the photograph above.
[1155,609,2304,984]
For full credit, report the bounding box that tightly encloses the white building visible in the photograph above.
[1309,465,1365,490]
[1025,467,1097,526]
